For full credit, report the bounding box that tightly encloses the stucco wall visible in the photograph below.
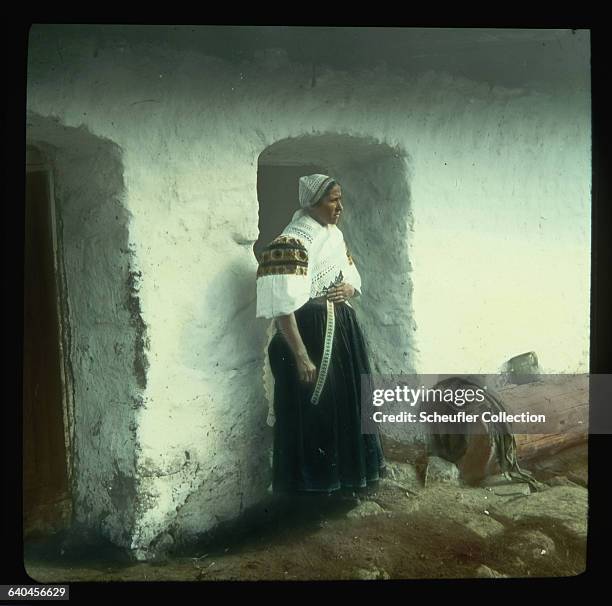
[26,114,141,549]
[26,26,590,558]
[409,81,591,375]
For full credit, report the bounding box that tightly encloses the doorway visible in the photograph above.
[23,146,72,537]
[256,134,416,371]
[255,133,417,450]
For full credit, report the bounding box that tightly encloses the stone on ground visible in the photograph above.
[460,515,506,540]
[346,501,385,519]
[385,461,421,489]
[491,486,588,541]
[425,456,461,486]
[507,529,556,558]
[475,564,508,578]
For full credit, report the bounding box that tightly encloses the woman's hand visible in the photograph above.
[275,313,317,384]
[326,282,355,303]
[295,352,317,384]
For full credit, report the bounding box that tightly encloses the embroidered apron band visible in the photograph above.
[311,299,335,405]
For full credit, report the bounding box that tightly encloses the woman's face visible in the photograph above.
[309,184,343,226]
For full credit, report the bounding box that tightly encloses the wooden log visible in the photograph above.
[500,375,588,460]
[456,376,588,483]
[381,376,589,484]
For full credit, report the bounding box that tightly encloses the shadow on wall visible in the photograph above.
[256,133,418,444]
[26,112,143,550]
[167,254,273,549]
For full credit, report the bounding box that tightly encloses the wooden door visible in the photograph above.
[23,167,72,537]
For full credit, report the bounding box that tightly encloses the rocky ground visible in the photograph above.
[24,443,587,582]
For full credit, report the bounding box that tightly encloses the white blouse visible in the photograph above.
[256,211,362,319]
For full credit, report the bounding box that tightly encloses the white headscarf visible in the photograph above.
[299,174,335,208]
[292,174,335,221]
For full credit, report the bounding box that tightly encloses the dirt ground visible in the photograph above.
[24,443,588,582]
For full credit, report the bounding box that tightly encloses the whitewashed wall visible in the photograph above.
[26,26,590,558]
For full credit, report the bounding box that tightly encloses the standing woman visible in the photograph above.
[257,174,386,496]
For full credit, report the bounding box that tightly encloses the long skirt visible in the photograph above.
[269,299,386,494]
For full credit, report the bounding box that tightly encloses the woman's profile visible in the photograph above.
[256,174,386,501]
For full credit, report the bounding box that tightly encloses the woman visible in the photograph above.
[256,174,386,496]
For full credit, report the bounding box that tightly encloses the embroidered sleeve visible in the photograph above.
[256,236,311,318]
[256,236,308,278]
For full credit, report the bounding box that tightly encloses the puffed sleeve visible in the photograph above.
[256,236,311,318]
[343,241,362,296]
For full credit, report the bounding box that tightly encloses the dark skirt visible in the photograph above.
[269,299,386,494]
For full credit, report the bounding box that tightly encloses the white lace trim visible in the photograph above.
[282,214,354,299]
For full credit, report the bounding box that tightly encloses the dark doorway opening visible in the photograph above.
[24,147,72,538]
[254,163,325,259]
